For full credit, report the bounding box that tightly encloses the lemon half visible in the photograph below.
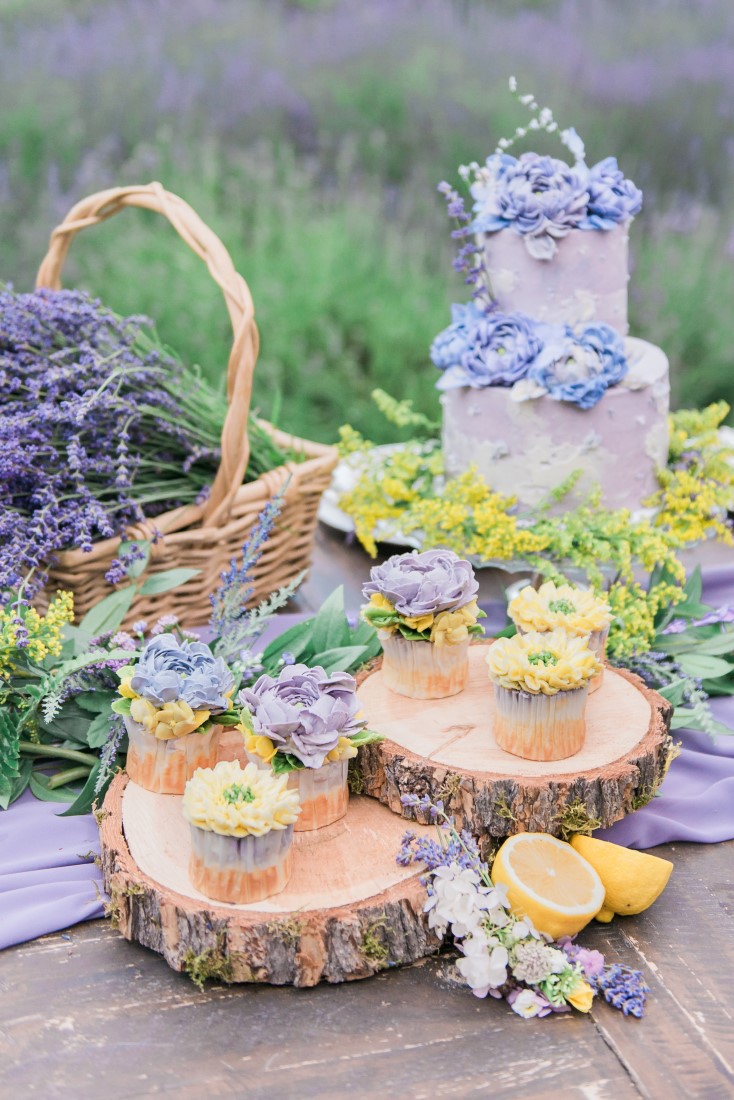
[492,833,605,940]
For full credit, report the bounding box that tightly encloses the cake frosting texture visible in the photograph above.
[442,338,669,511]
[481,223,630,334]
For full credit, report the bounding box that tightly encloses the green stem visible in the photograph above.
[19,741,99,767]
[47,766,93,789]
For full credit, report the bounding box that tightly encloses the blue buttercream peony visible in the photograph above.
[130,635,234,711]
[525,322,628,409]
[581,157,643,229]
[470,152,589,258]
[431,302,543,390]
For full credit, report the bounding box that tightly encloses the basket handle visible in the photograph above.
[35,182,259,527]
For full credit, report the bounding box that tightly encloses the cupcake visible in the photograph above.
[182,760,300,904]
[508,580,612,693]
[486,629,601,761]
[238,664,381,831]
[113,635,236,794]
[362,549,485,699]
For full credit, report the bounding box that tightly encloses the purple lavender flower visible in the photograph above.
[581,157,643,229]
[130,635,234,711]
[592,964,649,1017]
[471,152,589,259]
[363,549,478,617]
[237,663,365,768]
[431,302,543,390]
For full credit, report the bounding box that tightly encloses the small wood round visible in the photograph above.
[355,647,673,848]
[98,775,440,987]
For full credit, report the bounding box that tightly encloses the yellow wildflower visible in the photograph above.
[567,979,594,1013]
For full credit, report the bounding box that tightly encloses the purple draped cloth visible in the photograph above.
[3,580,734,952]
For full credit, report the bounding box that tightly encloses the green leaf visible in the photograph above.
[670,712,733,736]
[58,762,104,816]
[30,773,83,803]
[310,586,351,654]
[0,712,20,810]
[683,566,703,604]
[657,680,687,707]
[312,645,371,674]
[78,586,136,640]
[118,539,151,580]
[271,752,303,775]
[655,631,734,657]
[7,757,33,806]
[85,712,113,749]
[75,691,117,715]
[138,568,200,596]
[111,697,132,716]
[261,619,314,666]
[677,654,734,680]
[349,728,385,747]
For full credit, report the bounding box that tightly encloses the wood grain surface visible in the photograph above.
[3,525,733,1099]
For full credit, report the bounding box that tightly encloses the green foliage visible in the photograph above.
[260,585,382,674]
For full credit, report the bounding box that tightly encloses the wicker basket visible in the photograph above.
[35,182,337,627]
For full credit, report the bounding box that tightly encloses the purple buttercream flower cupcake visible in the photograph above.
[237,664,379,831]
[362,549,485,700]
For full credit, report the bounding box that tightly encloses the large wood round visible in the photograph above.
[355,648,673,849]
[99,774,440,987]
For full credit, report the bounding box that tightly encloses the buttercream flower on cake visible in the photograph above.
[470,151,590,260]
[362,548,484,644]
[114,635,235,740]
[431,302,542,390]
[509,581,612,637]
[487,629,601,695]
[521,322,628,409]
[182,760,301,837]
[237,664,379,771]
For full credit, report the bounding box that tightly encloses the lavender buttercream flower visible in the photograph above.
[238,664,365,769]
[362,549,479,617]
[431,302,543,390]
[524,322,628,409]
[130,635,234,711]
[581,157,643,230]
[470,152,589,259]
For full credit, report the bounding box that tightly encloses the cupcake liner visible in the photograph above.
[380,631,469,699]
[188,823,294,904]
[492,683,590,762]
[124,716,220,794]
[289,758,349,832]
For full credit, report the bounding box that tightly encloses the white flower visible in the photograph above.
[509,75,518,92]
[424,863,496,939]
[510,989,546,1019]
[456,934,509,998]
[519,93,535,106]
[547,947,569,974]
[560,126,586,164]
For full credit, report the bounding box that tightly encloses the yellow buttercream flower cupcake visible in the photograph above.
[508,581,612,693]
[183,760,301,904]
[487,630,601,762]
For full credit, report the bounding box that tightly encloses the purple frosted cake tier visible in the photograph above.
[441,337,669,512]
[481,223,629,334]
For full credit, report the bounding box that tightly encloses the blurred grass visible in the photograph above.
[1,0,733,442]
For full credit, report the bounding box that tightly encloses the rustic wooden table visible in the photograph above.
[2,524,734,1100]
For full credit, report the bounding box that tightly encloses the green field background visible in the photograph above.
[1,0,732,443]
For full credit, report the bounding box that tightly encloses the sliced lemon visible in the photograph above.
[570,835,673,921]
[492,833,605,940]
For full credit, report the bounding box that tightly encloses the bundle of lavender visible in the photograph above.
[0,285,290,600]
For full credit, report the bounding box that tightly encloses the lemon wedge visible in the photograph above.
[570,835,673,921]
[491,833,605,940]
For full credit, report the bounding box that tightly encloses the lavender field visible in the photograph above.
[1,0,732,441]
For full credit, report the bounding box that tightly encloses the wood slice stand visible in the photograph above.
[99,645,672,985]
[99,774,441,987]
[355,648,674,851]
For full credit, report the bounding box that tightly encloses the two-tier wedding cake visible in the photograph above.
[433,88,669,512]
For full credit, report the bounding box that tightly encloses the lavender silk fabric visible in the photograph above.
[3,581,734,952]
